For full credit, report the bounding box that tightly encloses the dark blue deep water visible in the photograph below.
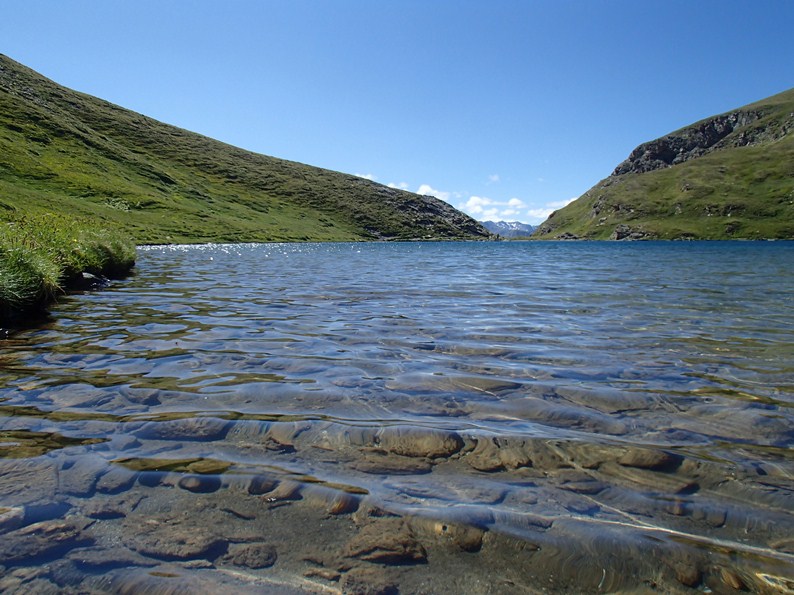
[0,241,792,593]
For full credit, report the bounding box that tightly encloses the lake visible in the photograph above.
[0,241,792,593]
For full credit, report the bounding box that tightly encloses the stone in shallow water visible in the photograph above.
[617,447,682,470]
[95,464,138,494]
[135,417,230,441]
[221,542,278,568]
[377,426,464,459]
[0,519,92,566]
[464,436,533,471]
[340,566,399,595]
[411,517,485,552]
[177,474,222,493]
[124,514,226,561]
[343,518,426,564]
[246,474,280,495]
[81,493,144,519]
[0,459,57,505]
[59,454,110,497]
[0,506,25,532]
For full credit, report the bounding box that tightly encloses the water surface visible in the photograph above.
[1,241,792,593]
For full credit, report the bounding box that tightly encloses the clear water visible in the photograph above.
[1,241,792,593]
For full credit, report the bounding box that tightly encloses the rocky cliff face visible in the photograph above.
[612,108,793,176]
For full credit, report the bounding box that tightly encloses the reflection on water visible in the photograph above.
[0,241,792,593]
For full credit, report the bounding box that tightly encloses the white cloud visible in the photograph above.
[452,192,581,224]
[354,173,377,181]
[463,195,494,215]
[417,184,451,202]
[525,197,578,223]
[527,207,557,220]
[387,182,410,190]
[488,174,500,183]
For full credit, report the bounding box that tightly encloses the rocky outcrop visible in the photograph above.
[532,87,794,241]
[609,224,655,241]
[612,108,793,176]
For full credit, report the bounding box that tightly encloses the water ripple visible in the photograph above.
[1,241,792,592]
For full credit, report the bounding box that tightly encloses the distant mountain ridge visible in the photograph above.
[481,220,537,238]
[533,87,794,240]
[0,54,491,243]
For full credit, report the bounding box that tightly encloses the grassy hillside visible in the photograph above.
[0,55,490,243]
[533,88,794,240]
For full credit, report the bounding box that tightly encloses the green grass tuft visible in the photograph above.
[0,214,136,324]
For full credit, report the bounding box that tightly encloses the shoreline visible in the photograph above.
[0,215,136,331]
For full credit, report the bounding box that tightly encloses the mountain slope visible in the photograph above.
[533,88,794,240]
[0,55,490,243]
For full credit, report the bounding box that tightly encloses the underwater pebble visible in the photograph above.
[178,474,222,493]
[95,465,138,494]
[135,417,230,441]
[247,475,279,495]
[377,426,464,459]
[618,447,682,470]
[720,567,746,591]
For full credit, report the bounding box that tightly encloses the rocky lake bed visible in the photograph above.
[0,241,792,593]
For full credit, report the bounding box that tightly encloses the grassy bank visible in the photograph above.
[0,214,136,325]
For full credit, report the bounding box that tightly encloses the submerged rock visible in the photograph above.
[0,519,92,566]
[344,518,427,564]
[0,459,58,505]
[376,426,464,459]
[340,566,399,595]
[617,447,682,470]
[124,514,226,561]
[464,436,533,471]
[135,417,230,441]
[59,454,110,497]
[221,542,277,569]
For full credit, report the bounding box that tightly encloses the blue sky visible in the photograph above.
[3,1,793,223]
